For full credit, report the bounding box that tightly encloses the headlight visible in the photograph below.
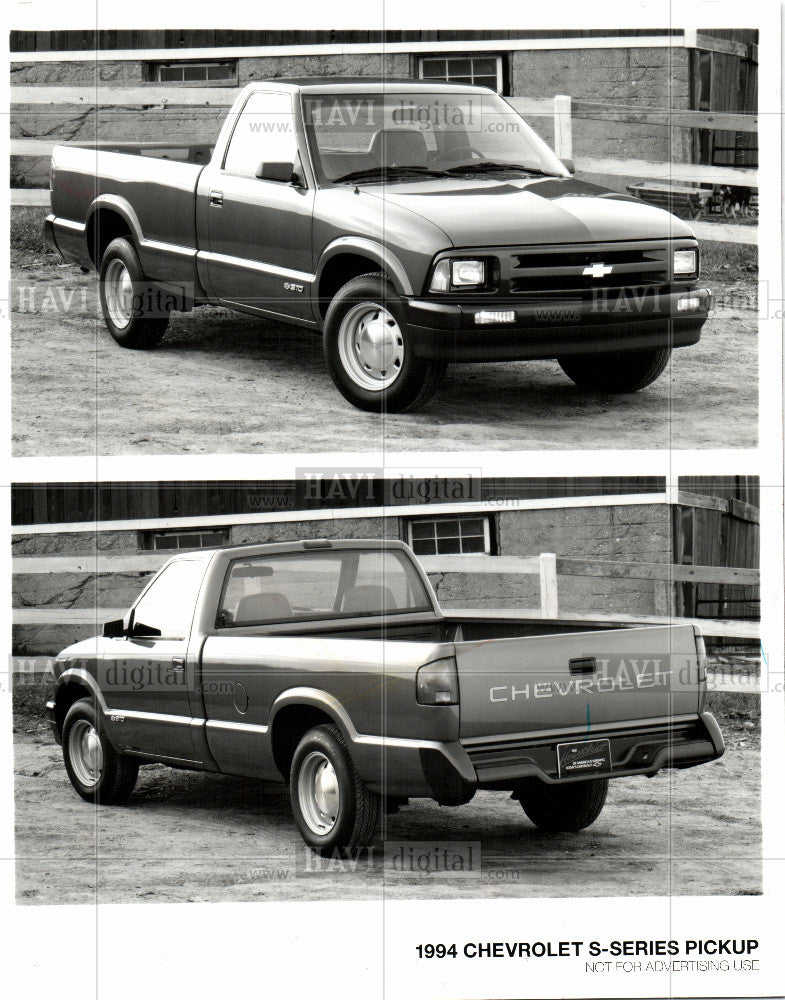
[673,249,697,277]
[416,657,459,705]
[429,258,488,292]
[452,259,485,286]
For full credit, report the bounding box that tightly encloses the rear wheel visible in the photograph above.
[99,237,170,349]
[289,724,380,853]
[514,777,608,832]
[61,698,139,805]
[323,273,446,412]
[558,347,671,393]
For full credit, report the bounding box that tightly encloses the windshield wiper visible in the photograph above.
[444,162,556,178]
[332,165,449,184]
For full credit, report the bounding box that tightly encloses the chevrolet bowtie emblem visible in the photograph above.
[583,262,613,278]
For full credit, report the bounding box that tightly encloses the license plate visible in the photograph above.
[557,738,612,777]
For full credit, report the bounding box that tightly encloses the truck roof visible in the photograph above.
[242,77,495,95]
[167,537,412,560]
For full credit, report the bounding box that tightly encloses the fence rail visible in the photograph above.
[13,551,760,639]
[11,87,758,188]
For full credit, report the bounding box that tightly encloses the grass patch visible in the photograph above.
[12,674,53,731]
[706,690,760,739]
[11,206,58,266]
[700,240,757,280]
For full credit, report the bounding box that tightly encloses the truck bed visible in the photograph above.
[49,144,206,287]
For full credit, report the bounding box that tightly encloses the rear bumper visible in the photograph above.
[351,712,724,804]
[462,712,724,789]
[401,287,711,362]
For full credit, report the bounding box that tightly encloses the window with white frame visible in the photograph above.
[146,60,237,84]
[406,515,492,556]
[141,527,230,551]
[418,54,504,94]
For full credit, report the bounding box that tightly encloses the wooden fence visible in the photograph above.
[12,550,760,639]
[10,87,758,190]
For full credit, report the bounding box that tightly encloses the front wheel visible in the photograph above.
[61,698,139,805]
[289,724,380,853]
[514,777,608,832]
[558,347,671,393]
[323,273,446,412]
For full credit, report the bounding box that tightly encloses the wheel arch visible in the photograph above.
[53,668,108,736]
[268,687,357,781]
[85,196,143,266]
[315,238,413,319]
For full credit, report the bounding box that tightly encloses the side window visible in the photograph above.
[131,561,204,639]
[223,92,297,179]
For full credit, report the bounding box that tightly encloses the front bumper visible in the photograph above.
[402,287,712,362]
[45,698,61,744]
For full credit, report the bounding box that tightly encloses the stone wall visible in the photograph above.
[12,501,673,654]
[510,46,692,162]
[12,44,693,186]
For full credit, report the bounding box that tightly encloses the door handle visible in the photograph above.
[171,657,186,671]
[209,190,223,206]
[569,657,597,675]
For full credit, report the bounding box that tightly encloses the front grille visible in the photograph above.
[506,241,671,297]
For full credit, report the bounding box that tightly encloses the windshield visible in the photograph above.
[302,91,568,184]
[216,547,433,627]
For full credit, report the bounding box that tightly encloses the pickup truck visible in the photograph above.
[47,539,724,853]
[45,78,711,412]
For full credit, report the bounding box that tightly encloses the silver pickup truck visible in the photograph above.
[47,539,724,852]
[45,78,711,412]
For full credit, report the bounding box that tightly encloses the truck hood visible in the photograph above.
[363,175,695,247]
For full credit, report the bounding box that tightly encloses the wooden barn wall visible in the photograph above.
[11,477,666,526]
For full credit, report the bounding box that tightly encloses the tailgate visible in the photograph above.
[456,624,701,739]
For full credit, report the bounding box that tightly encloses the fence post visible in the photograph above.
[553,95,573,160]
[538,552,559,618]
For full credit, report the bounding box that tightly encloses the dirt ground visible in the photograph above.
[14,718,760,905]
[11,261,757,455]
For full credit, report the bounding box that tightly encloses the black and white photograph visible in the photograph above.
[11,474,760,902]
[2,3,784,1000]
[11,26,758,451]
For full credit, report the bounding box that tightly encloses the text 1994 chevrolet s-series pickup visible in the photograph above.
[45,78,711,412]
[48,539,724,852]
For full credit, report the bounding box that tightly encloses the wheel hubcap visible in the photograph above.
[337,302,405,391]
[104,259,134,329]
[68,720,104,787]
[298,751,340,835]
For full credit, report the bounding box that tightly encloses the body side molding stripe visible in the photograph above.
[198,249,315,283]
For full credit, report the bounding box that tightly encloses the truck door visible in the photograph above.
[99,558,206,763]
[198,90,315,322]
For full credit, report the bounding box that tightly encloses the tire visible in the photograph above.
[289,724,380,854]
[99,237,170,349]
[323,273,446,412]
[514,777,608,833]
[61,698,139,805]
[558,347,671,393]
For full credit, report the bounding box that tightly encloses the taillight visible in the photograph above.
[695,628,707,712]
[416,657,459,706]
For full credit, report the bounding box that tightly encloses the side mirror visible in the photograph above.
[102,618,125,638]
[130,621,162,638]
[256,161,295,183]
[560,157,575,174]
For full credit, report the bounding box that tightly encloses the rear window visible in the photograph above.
[215,547,432,627]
